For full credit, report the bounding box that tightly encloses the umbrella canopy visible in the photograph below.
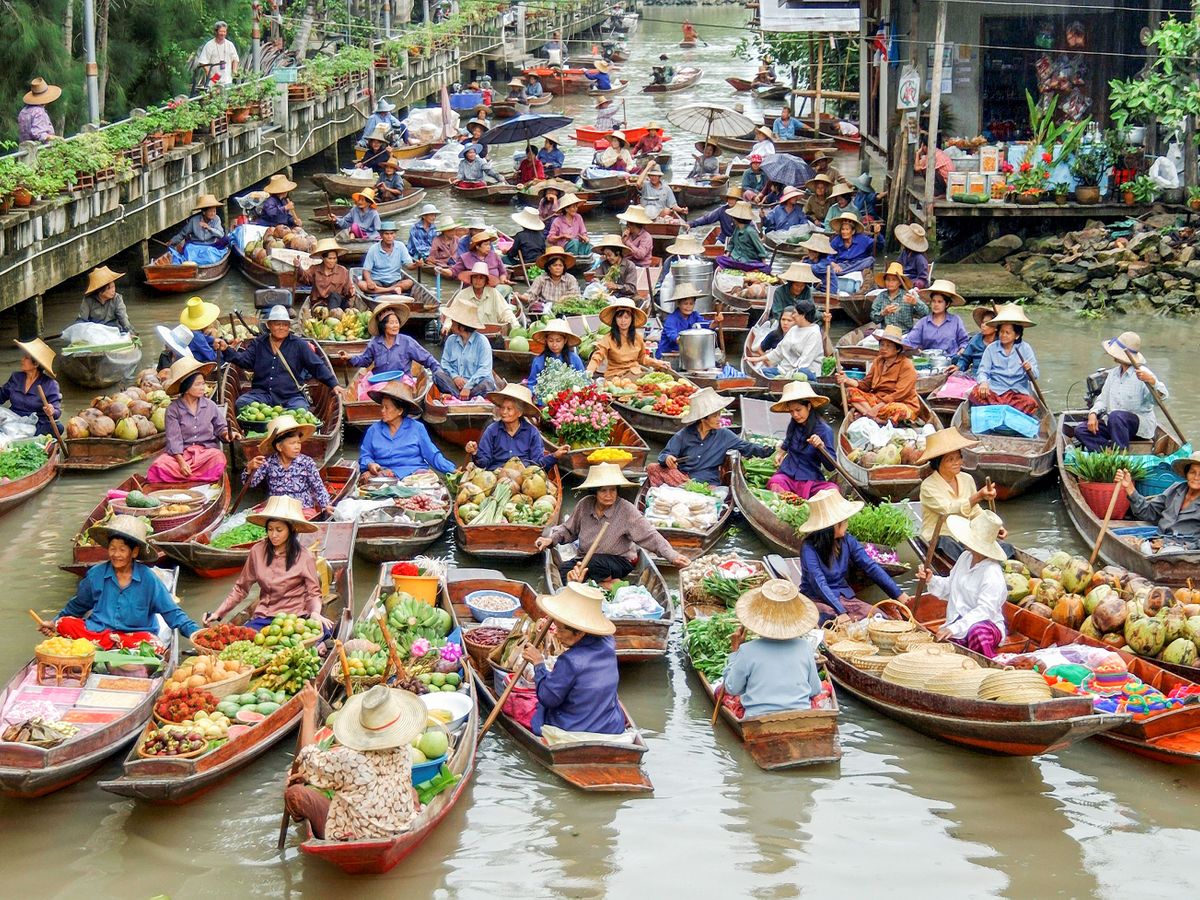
[761,154,815,188]
[480,114,572,146]
[667,104,754,140]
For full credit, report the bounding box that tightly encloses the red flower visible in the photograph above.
[1041,152,1053,164]
[1020,162,1032,173]
[391,562,420,576]
[211,72,221,83]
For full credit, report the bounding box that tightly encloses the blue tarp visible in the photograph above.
[970,405,1041,439]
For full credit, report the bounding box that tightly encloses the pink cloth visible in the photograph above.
[623,229,654,266]
[766,473,840,499]
[930,374,976,402]
[501,673,538,730]
[952,621,1002,658]
[145,446,227,483]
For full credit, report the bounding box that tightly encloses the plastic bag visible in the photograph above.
[1149,156,1179,190]
[61,322,127,345]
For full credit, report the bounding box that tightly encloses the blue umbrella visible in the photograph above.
[761,154,815,188]
[480,113,572,146]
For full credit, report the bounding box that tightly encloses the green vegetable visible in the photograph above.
[682,479,714,496]
[124,489,160,509]
[470,481,512,526]
[742,456,779,489]
[750,487,810,535]
[0,441,49,480]
[701,572,768,608]
[552,295,609,316]
[950,192,990,204]
[683,610,745,680]
[846,503,916,548]
[1064,447,1150,484]
[820,356,837,377]
[533,358,593,405]
[416,763,461,805]
[212,522,267,549]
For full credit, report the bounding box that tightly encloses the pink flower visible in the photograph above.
[440,642,463,663]
[410,637,431,658]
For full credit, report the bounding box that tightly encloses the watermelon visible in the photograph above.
[236,708,267,724]
[227,724,253,739]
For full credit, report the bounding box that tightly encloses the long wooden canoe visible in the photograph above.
[835,325,950,397]
[56,344,144,390]
[297,301,370,365]
[0,440,59,518]
[726,77,754,92]
[455,467,563,559]
[672,181,724,209]
[545,546,674,662]
[0,569,180,798]
[142,247,232,294]
[542,413,651,481]
[311,187,427,227]
[836,396,942,502]
[310,172,428,200]
[230,241,306,293]
[836,292,874,326]
[949,400,1056,500]
[401,169,457,189]
[449,181,518,204]
[709,134,836,161]
[60,429,168,472]
[634,479,732,560]
[642,67,702,93]
[443,572,652,791]
[741,356,842,407]
[354,469,450,564]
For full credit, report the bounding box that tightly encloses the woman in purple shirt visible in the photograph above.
[905,279,969,356]
[895,224,930,290]
[464,383,567,470]
[521,582,626,737]
[145,357,227,483]
[0,338,60,436]
[343,302,440,377]
[244,414,331,513]
[254,174,303,228]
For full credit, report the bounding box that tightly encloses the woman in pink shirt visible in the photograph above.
[546,193,592,256]
[618,204,655,267]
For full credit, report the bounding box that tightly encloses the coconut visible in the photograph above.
[151,407,167,432]
[1092,595,1129,634]
[900,446,922,466]
[90,415,116,438]
[1005,572,1030,603]
[1183,615,1200,646]
[1125,614,1167,658]
[1061,557,1093,595]
[1183,604,1200,618]
[65,417,90,439]
[1126,575,1153,598]
[458,502,481,523]
[1080,616,1101,640]
[1026,601,1054,619]
[1035,578,1064,607]
[1052,594,1085,630]
[1163,604,1188,642]
[501,458,526,484]
[1083,583,1117,616]
[874,444,901,467]
[1101,633,1128,650]
[128,399,153,418]
[860,450,878,468]
[1161,638,1198,667]
[467,468,497,493]
[132,415,156,438]
[524,473,548,500]
[106,399,130,421]
[1143,587,1170,616]
[1046,549,1072,569]
[124,386,146,402]
[114,417,139,441]
[456,482,485,507]
[1003,559,1030,577]
[1041,563,1065,584]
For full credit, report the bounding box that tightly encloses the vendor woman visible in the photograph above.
[359,381,455,478]
[43,516,199,648]
[535,463,690,579]
[906,279,968,357]
[342,301,440,379]
[586,297,672,380]
[721,580,825,718]
[1115,451,1200,539]
[244,414,332,515]
[518,247,580,312]
[836,324,920,424]
[650,388,773,487]
[527,319,586,399]
[591,236,640,297]
[654,284,723,358]
[969,304,1040,416]
[917,427,1003,561]
[204,496,332,633]
[767,381,838,499]
[870,263,926,331]
[951,306,997,377]
[145,357,228,483]
[464,383,568,469]
[520,583,625,738]
[797,490,910,622]
[0,337,60,436]
[767,261,820,323]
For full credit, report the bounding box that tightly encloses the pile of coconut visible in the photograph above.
[453,459,558,527]
[244,225,317,267]
[65,370,172,442]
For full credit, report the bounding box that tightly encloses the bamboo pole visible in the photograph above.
[923,1,949,233]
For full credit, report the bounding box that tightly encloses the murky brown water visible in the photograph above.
[2,7,1200,898]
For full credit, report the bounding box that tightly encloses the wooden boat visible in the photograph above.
[60,429,167,472]
[353,460,448,564]
[582,171,630,192]
[344,368,431,431]
[761,111,863,154]
[0,569,180,798]
[528,93,555,108]
[350,272,443,332]
[490,101,528,119]
[762,231,811,260]
[400,169,457,189]
[422,384,503,448]
[671,181,724,208]
[835,397,941,502]
[949,401,1055,500]
[752,83,789,101]
[153,464,359,577]
[589,79,629,97]
[634,479,731,559]
[310,172,424,199]
[231,240,306,292]
[297,301,369,365]
[311,187,428,227]
[835,325,951,398]
[443,572,652,790]
[544,413,651,481]
[575,125,657,144]
[709,134,836,161]
[1057,412,1200,587]
[56,343,143,389]
[726,77,755,92]
[142,247,232,294]
[642,67,702,94]
[0,441,59,517]
[98,525,356,804]
[65,474,230,576]
[389,140,444,160]
[455,467,563,559]
[836,292,874,326]
[740,356,840,407]
[449,181,518,204]
[679,39,697,49]
[490,334,536,379]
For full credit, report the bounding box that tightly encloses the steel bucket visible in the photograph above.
[678,328,717,371]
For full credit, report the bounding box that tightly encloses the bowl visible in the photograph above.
[420,691,473,731]
[410,753,448,785]
[464,589,521,623]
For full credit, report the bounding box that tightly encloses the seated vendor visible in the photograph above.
[0,337,60,437]
[506,206,547,268]
[449,261,520,332]
[465,383,568,469]
[836,324,920,425]
[766,381,839,499]
[586,297,672,380]
[907,279,968,357]
[1116,452,1200,539]
[527,318,586,400]
[244,414,332,515]
[917,427,1005,562]
[334,188,381,242]
[655,285,723,358]
[223,306,343,412]
[743,299,824,381]
[871,263,927,331]
[343,301,440,378]
[715,202,771,274]
[359,381,455,478]
[951,306,997,377]
[895,223,930,290]
[648,388,772,487]
[145,357,227,484]
[434,298,496,400]
[590,236,640,298]
[1076,331,1168,452]
[969,304,1040,417]
[358,222,416,296]
[301,239,355,313]
[170,192,225,249]
[520,248,581,314]
[45,516,199,648]
[816,210,875,295]
[763,186,807,233]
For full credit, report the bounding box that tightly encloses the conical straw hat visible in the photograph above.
[735,579,819,640]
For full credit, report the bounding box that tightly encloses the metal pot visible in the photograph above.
[678,328,717,371]
[665,257,714,313]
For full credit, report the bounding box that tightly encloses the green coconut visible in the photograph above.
[1125,613,1167,658]
[1161,637,1198,667]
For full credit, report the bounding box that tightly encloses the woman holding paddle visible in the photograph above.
[0,338,60,437]
[969,305,1040,416]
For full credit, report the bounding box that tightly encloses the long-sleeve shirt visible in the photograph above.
[870,290,926,330]
[359,416,455,476]
[349,334,439,374]
[1090,364,1168,439]
[335,205,382,239]
[427,233,458,268]
[639,182,678,219]
[765,322,824,375]
[544,495,675,562]
[586,71,613,91]
[764,203,807,233]
[659,423,772,485]
[977,341,1038,395]
[164,395,226,456]
[906,314,967,355]
[857,355,919,408]
[778,419,835,482]
[245,452,330,510]
[952,332,992,376]
[17,104,54,142]
[376,171,406,195]
[726,225,768,264]
[528,350,585,398]
[406,220,438,260]
[813,233,875,279]
[451,286,519,330]
[595,105,622,131]
[656,309,710,357]
[457,156,500,183]
[799,535,901,614]
[516,157,545,183]
[689,204,736,242]
[804,194,832,222]
[59,562,198,636]
[475,418,557,469]
[898,249,930,290]
[506,229,547,266]
[589,333,647,378]
[440,330,493,388]
[770,284,812,320]
[598,258,639,297]
[215,540,322,621]
[823,202,854,229]
[359,112,403,143]
[928,553,1008,641]
[450,248,506,282]
[687,155,721,180]
[595,147,633,171]
[531,634,625,736]
[255,196,297,227]
[0,371,60,436]
[527,81,545,98]
[1129,482,1200,538]
[362,241,413,285]
[359,146,392,176]
[538,147,565,171]
[722,636,823,717]
[79,292,134,333]
[919,471,983,543]
[741,169,767,193]
[225,335,337,411]
[299,263,354,303]
[171,213,225,246]
[295,743,415,842]
[772,117,801,140]
[527,273,580,308]
[547,212,589,244]
[623,229,653,266]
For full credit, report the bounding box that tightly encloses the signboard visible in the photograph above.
[897,65,920,110]
[760,0,860,34]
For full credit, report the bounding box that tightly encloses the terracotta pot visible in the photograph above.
[160,131,177,151]
[228,106,251,124]
[13,187,32,207]
[174,129,193,146]
[0,195,9,216]
[1188,198,1200,211]
[1015,193,1040,205]
[1123,191,1135,206]
[1076,186,1100,205]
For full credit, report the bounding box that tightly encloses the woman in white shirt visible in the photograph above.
[745,298,823,379]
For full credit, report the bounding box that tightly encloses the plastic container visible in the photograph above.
[449,91,483,111]
[410,753,448,784]
[393,574,440,606]
[464,589,520,622]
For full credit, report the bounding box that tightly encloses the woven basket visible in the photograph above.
[867,599,917,651]
[882,650,971,691]
[903,642,956,655]
[827,639,875,658]
[349,674,387,690]
[136,725,213,760]
[463,626,511,680]
[896,630,934,651]
[926,659,990,699]
[848,651,893,674]
[978,668,1053,703]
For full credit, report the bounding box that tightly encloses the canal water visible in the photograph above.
[1,6,1199,897]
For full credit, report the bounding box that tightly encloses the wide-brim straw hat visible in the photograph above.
[418,203,440,218]
[895,223,929,253]
[828,209,864,233]
[462,259,499,287]
[919,278,965,306]
[871,324,911,352]
[368,379,424,415]
[779,261,820,285]
[671,284,705,303]
[643,164,663,177]
[797,488,864,534]
[756,126,774,140]
[468,229,498,248]
[917,426,980,464]
[972,305,997,329]
[770,380,829,412]
[595,60,611,73]
[724,182,744,200]
[798,233,834,256]
[989,304,1035,328]
[263,173,297,195]
[92,514,152,553]
[192,193,221,213]
[368,300,412,335]
[617,204,654,226]
[1172,450,1200,478]
[365,123,392,144]
[1103,331,1144,366]
[310,237,346,261]
[24,77,62,105]
[511,207,546,231]
[945,511,1006,562]
[531,318,581,347]
[680,387,733,425]
[536,246,576,269]
[609,130,628,145]
[593,234,629,255]
[829,183,855,200]
[382,156,402,170]
[598,297,647,327]
[486,382,540,418]
[435,214,461,233]
[508,78,526,88]
[537,583,615,636]
[444,297,483,330]
[256,414,317,457]
[556,192,583,212]
[352,187,377,207]
[810,152,832,165]
[375,98,396,113]
[595,96,614,108]
[576,462,637,492]
[334,684,426,751]
[86,265,124,295]
[728,201,755,222]
[666,234,705,256]
[164,356,215,397]
[874,261,913,290]
[808,173,834,189]
[778,185,804,204]
[735,578,818,640]
[15,338,56,378]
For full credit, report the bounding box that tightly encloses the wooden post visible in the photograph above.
[923,0,948,234]
[814,37,824,137]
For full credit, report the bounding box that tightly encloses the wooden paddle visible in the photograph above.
[27,609,48,631]
[1123,348,1186,444]
[335,639,355,698]
[479,616,552,739]
[37,385,68,458]
[1089,481,1124,568]
[376,611,408,682]
[714,298,726,355]
[568,520,610,584]
[983,476,997,513]
[822,267,836,359]
[1015,344,1050,412]
[915,515,946,600]
[517,251,531,285]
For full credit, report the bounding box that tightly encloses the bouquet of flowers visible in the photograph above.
[546,386,618,448]
[1010,151,1053,195]
[533,358,592,405]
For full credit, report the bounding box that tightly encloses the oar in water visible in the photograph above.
[1123,348,1186,445]
[37,385,69,458]
[1089,482,1124,568]
[517,251,532,285]
[914,515,946,599]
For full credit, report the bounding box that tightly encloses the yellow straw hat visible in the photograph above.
[486,382,540,418]
[778,262,820,285]
[23,78,62,106]
[179,296,220,331]
[874,261,913,290]
[919,279,965,307]
[310,237,346,261]
[14,338,55,378]
[191,193,222,213]
[263,173,297,195]
[367,380,424,415]
[368,300,412,335]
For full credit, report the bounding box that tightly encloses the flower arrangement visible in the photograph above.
[546,386,618,448]
[533,358,592,404]
[1010,151,1053,195]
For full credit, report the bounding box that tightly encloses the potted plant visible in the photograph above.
[1009,151,1050,204]
[1065,449,1149,520]
[1068,144,1109,204]
[1052,182,1069,205]
[1188,186,1200,211]
[1124,173,1158,206]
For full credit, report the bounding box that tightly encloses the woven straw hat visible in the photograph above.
[671,283,704,303]
[368,300,411,335]
[444,297,483,330]
[365,123,391,143]
[486,382,539,418]
[728,201,755,222]
[576,462,637,492]
[511,207,546,231]
[334,685,427,751]
[895,224,929,252]
[778,261,820,285]
[1171,450,1200,479]
[798,233,834,256]
[798,488,864,534]
[977,669,1052,704]
[874,261,912,290]
[609,130,627,145]
[531,318,581,347]
[91,514,152,552]
[537,582,615,636]
[916,427,979,464]
[263,173,297,194]
[164,356,215,397]
[770,380,829,412]
[599,297,647,327]
[593,234,630,255]
[617,205,655,226]
[680,387,733,425]
[556,192,583,212]
[192,193,221,213]
[828,209,865,233]
[989,304,1035,328]
[435,214,461,233]
[925,657,987,699]
[945,511,1006,561]
[735,579,819,640]
[368,380,423,415]
[919,279,965,307]
[829,183,855,201]
[1103,331,1144,366]
[666,234,705,256]
[468,229,498,247]
[882,649,970,691]
[463,259,499,286]
[536,246,576,270]
[15,338,55,378]
[352,187,377,207]
[595,60,611,73]
[23,77,62,105]
[972,305,997,329]
[86,265,124,295]
[247,495,319,533]
[256,414,316,456]
[808,173,834,188]
[871,324,911,352]
[309,237,346,261]
[778,185,804,204]
[724,182,744,200]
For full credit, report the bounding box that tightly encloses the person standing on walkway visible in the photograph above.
[17,78,60,143]
[197,21,239,86]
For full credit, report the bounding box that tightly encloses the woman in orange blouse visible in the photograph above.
[836,325,921,424]
[586,298,673,380]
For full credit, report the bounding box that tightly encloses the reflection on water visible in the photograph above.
[3,5,1200,898]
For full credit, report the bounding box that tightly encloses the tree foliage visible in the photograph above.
[1108,16,1200,133]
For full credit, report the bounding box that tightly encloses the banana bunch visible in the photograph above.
[257,646,321,696]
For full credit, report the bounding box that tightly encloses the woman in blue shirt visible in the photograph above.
[797,490,910,622]
[765,381,838,499]
[538,136,565,177]
[527,319,586,400]
[951,306,998,376]
[655,285,723,358]
[343,301,440,378]
[520,582,626,738]
[465,383,566,469]
[254,174,302,228]
[969,304,1040,417]
[359,381,455,478]
[815,210,875,294]
[0,338,60,436]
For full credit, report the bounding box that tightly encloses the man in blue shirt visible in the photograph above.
[465,383,567,469]
[358,98,404,146]
[223,306,344,411]
[538,136,565,176]
[655,388,774,485]
[585,59,613,91]
[406,203,440,260]
[688,183,742,242]
[525,75,544,98]
[358,221,415,295]
[433,298,496,399]
[772,107,800,140]
[763,185,809,232]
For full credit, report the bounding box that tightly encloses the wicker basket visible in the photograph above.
[136,724,213,760]
[867,599,917,651]
[848,651,893,674]
[896,630,934,651]
[349,674,387,690]
[926,659,990,699]
[168,666,253,700]
[463,626,510,679]
[978,668,1053,703]
[35,649,95,686]
[827,639,875,658]
[904,642,955,655]
[882,650,971,691]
